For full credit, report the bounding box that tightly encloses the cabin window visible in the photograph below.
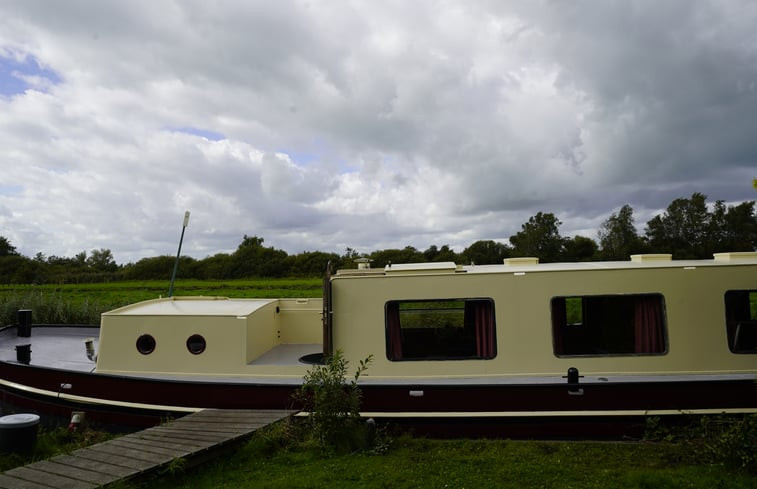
[551,294,667,356]
[136,334,156,355]
[385,298,496,361]
[186,334,207,355]
[724,290,757,354]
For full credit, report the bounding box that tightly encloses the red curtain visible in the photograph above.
[389,300,495,360]
[473,301,495,358]
[634,296,665,353]
[386,302,403,360]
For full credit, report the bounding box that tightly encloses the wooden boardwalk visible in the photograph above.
[0,409,294,489]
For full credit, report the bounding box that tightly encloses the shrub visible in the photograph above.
[645,414,757,473]
[697,414,757,472]
[294,350,373,452]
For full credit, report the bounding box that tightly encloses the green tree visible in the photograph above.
[123,255,178,280]
[194,253,233,279]
[645,193,715,258]
[563,235,599,261]
[709,200,757,253]
[460,240,511,264]
[288,251,342,276]
[368,246,424,268]
[87,248,118,272]
[0,236,18,256]
[723,201,757,251]
[230,235,290,277]
[598,204,646,260]
[423,244,458,262]
[0,254,35,283]
[509,212,565,262]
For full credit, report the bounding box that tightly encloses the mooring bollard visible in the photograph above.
[17,309,32,337]
[15,344,31,364]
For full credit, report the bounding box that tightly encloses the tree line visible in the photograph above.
[1,193,755,284]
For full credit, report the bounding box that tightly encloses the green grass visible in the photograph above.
[0,278,322,325]
[123,429,757,489]
[3,420,756,489]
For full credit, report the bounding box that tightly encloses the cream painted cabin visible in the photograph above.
[94,252,757,383]
[96,297,323,377]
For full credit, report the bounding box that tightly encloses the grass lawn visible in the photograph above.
[125,429,757,489]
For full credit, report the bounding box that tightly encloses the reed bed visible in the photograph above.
[0,278,322,326]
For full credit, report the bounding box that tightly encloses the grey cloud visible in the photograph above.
[0,1,755,262]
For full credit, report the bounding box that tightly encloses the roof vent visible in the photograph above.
[630,254,672,262]
[354,258,373,269]
[503,257,539,266]
[713,251,757,261]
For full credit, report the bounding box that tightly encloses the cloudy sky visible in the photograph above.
[1,1,756,264]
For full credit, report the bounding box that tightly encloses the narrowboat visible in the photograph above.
[1,252,756,436]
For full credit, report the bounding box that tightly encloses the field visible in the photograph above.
[0,278,322,326]
[1,279,756,487]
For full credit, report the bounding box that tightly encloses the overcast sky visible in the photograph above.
[1,1,756,264]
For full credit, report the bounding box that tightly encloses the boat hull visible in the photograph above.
[2,359,755,437]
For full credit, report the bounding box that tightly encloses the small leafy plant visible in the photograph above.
[294,350,373,452]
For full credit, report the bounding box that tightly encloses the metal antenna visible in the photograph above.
[168,211,190,297]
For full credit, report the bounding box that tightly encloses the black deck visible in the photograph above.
[0,325,100,373]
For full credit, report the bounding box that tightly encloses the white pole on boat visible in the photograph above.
[168,211,190,297]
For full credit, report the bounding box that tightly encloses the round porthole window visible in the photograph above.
[136,334,156,355]
[186,334,206,355]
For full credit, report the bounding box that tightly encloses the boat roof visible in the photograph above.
[337,252,757,277]
[102,297,277,317]
[466,252,757,274]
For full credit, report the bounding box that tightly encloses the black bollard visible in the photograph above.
[15,344,31,364]
[567,367,583,395]
[17,309,32,337]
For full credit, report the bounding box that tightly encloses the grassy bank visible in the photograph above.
[126,424,757,489]
[0,278,322,325]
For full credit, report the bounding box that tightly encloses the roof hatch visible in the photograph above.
[384,262,458,274]
[503,257,539,266]
[713,251,757,261]
[630,254,672,263]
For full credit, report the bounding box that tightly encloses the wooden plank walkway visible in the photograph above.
[0,409,294,489]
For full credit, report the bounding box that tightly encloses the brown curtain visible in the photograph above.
[472,301,495,358]
[386,302,403,360]
[634,295,665,353]
[551,298,567,355]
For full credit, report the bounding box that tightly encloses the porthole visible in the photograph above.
[136,334,156,355]
[186,334,206,355]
